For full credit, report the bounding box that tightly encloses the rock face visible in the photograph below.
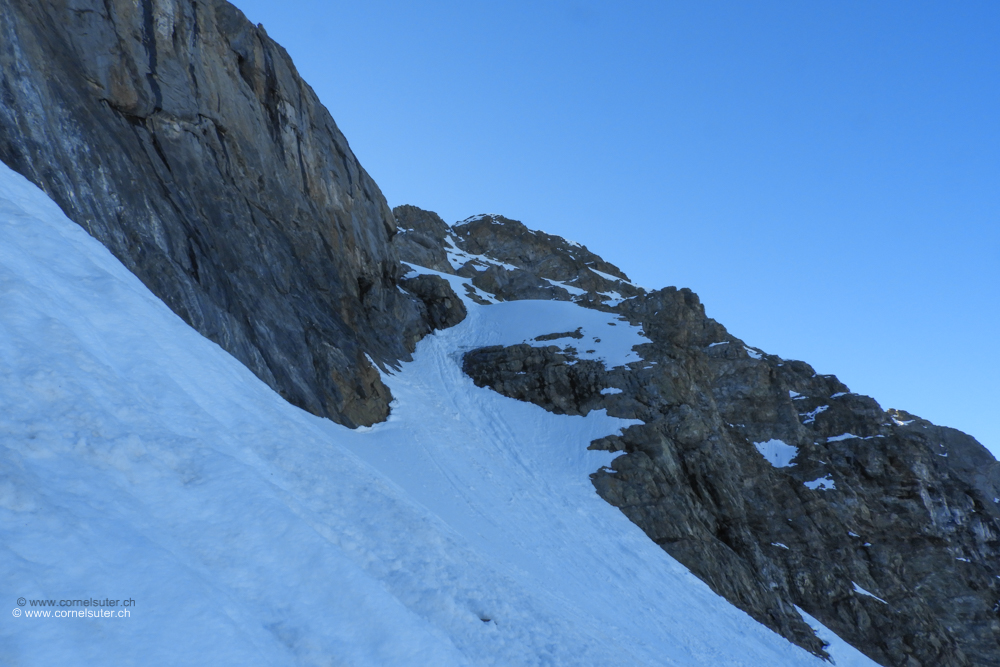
[396,209,644,306]
[0,0,447,426]
[399,274,467,331]
[400,206,1000,666]
[393,204,454,274]
[5,2,998,661]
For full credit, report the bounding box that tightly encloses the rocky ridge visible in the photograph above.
[397,205,1000,667]
[0,0,440,427]
[3,3,997,663]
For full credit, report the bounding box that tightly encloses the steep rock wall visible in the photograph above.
[0,0,430,426]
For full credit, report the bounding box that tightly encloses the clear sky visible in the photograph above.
[231,1,999,455]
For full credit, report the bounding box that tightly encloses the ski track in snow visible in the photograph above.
[0,165,876,665]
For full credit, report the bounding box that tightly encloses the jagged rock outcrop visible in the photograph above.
[399,274,467,331]
[0,0,453,427]
[393,204,455,274]
[396,209,643,308]
[401,205,1000,666]
[452,213,642,305]
[5,0,996,658]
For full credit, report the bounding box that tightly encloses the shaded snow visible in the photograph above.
[0,165,876,666]
[796,607,881,666]
[442,235,519,273]
[800,405,828,424]
[754,439,799,468]
[803,476,836,491]
[851,583,887,605]
[596,291,625,306]
[587,267,635,286]
[542,277,587,297]
[403,264,647,370]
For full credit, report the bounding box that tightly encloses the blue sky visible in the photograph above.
[232,1,999,454]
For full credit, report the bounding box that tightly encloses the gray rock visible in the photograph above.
[449,216,1000,666]
[464,344,606,417]
[452,213,643,306]
[393,207,645,309]
[453,213,636,290]
[393,204,455,274]
[0,0,433,427]
[5,2,997,660]
[465,265,571,302]
[399,274,466,331]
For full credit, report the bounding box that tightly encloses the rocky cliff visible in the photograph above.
[397,206,1000,667]
[0,0,438,427]
[4,2,998,664]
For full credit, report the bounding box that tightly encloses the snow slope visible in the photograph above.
[0,163,877,665]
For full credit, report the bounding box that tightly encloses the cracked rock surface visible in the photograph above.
[0,0,451,427]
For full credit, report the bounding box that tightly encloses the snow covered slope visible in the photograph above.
[0,163,876,665]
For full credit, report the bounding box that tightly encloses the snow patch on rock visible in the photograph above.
[754,439,799,468]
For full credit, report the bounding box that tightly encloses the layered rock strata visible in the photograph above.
[0,0,442,426]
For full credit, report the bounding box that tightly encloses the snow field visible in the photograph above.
[0,164,876,665]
